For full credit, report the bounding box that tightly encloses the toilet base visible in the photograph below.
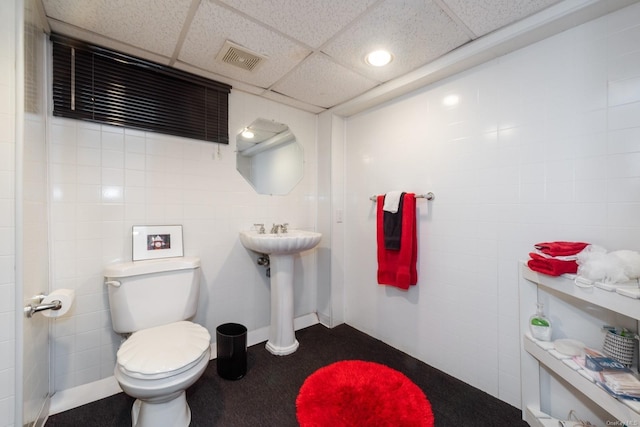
[116,346,210,427]
[131,391,191,427]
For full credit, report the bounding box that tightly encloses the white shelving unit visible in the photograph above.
[519,263,640,426]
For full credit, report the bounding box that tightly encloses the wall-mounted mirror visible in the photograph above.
[236,118,304,195]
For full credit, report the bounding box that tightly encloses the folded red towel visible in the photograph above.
[534,241,589,257]
[377,193,417,289]
[527,252,578,276]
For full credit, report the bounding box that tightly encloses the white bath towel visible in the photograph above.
[383,191,403,213]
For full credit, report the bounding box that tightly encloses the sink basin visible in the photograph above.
[239,230,321,255]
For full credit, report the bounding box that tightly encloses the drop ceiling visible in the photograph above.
[39,0,637,115]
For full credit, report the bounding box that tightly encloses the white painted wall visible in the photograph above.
[21,1,50,423]
[317,112,345,327]
[47,90,318,391]
[342,3,640,408]
[0,1,17,425]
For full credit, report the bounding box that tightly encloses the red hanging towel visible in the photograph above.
[377,193,417,289]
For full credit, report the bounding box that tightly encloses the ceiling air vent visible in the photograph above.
[216,40,266,72]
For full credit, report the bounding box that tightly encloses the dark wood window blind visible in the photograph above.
[51,33,231,144]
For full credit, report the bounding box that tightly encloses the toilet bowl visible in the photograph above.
[104,257,211,427]
[114,321,211,427]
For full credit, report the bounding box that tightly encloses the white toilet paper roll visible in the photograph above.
[41,289,75,318]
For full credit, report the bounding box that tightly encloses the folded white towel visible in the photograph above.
[383,191,403,213]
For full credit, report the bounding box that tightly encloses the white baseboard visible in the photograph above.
[49,376,122,416]
[317,311,331,327]
[48,313,320,415]
[294,312,319,332]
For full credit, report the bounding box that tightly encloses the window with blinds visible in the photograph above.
[51,33,232,144]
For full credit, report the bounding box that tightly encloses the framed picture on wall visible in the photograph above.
[132,225,184,261]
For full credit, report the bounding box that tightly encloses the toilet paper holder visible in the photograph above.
[24,294,62,318]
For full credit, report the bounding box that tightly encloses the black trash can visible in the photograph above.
[216,323,247,380]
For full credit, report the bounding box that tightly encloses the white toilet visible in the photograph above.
[104,256,211,427]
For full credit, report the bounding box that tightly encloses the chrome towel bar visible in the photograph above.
[369,192,434,202]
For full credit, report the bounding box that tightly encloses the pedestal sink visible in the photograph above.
[239,229,321,355]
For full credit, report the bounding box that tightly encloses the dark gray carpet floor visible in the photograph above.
[45,323,527,426]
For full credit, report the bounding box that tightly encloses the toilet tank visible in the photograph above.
[104,257,201,333]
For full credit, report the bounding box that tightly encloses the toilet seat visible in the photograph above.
[117,321,211,380]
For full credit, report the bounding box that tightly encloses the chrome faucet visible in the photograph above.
[270,223,289,234]
[254,223,265,234]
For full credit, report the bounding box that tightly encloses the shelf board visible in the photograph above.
[521,264,640,321]
[524,335,640,423]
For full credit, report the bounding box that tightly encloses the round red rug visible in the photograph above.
[296,360,434,427]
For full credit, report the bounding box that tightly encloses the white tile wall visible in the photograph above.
[342,3,640,408]
[48,90,318,391]
[0,0,16,424]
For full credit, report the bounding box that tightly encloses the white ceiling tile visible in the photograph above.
[218,0,377,48]
[442,0,562,37]
[261,91,326,114]
[271,53,379,108]
[42,0,192,57]
[179,0,311,88]
[323,0,471,83]
[173,61,264,95]
[47,20,172,66]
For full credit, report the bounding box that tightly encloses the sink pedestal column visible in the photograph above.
[265,254,299,355]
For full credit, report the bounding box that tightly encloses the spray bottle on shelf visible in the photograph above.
[529,302,552,341]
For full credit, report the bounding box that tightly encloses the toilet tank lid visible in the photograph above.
[104,256,200,278]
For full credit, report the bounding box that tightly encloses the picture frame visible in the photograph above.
[132,225,184,261]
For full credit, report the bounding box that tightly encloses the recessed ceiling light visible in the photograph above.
[365,50,392,67]
[241,129,254,139]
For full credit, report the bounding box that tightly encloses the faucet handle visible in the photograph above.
[281,223,289,233]
[253,223,265,234]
